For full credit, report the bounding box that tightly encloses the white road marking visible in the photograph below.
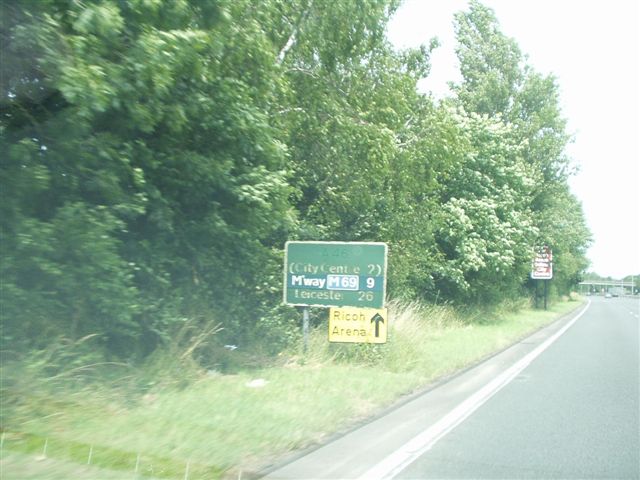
[357,300,592,480]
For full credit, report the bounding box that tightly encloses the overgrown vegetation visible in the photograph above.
[1,298,582,478]
[1,0,590,360]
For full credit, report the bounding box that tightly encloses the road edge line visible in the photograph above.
[357,299,592,480]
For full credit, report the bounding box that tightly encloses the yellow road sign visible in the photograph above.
[328,307,388,343]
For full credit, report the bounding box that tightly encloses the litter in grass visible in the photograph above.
[245,379,268,388]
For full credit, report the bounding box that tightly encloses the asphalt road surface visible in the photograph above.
[264,297,639,480]
[397,296,639,479]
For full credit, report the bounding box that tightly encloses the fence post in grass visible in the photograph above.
[42,438,48,459]
[87,445,93,465]
[135,452,141,474]
[184,459,190,480]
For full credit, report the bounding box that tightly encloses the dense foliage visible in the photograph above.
[1,0,591,358]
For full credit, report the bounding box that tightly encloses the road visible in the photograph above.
[397,296,639,479]
[263,297,639,480]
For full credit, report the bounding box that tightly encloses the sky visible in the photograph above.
[386,0,639,279]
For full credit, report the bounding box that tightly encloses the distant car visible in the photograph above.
[605,293,612,298]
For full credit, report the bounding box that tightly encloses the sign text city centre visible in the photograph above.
[284,241,387,308]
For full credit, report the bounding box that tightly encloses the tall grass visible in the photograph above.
[1,297,582,478]
[300,296,576,383]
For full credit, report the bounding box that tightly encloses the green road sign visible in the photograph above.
[284,241,387,308]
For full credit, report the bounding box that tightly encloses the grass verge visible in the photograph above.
[1,297,583,479]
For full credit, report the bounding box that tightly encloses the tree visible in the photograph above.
[430,107,538,302]
[450,1,591,300]
[271,0,444,299]
[452,0,523,117]
[532,186,592,295]
[1,0,294,354]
